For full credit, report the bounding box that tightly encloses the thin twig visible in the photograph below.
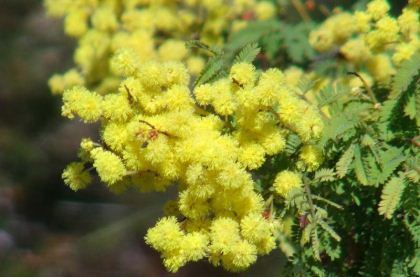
[312,195,344,210]
[303,176,317,222]
[347,72,378,104]
[291,0,311,22]
[138,120,177,138]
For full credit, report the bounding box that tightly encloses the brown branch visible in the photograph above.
[347,72,378,104]
[138,119,177,138]
[291,0,311,22]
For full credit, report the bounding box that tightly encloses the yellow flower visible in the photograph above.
[110,48,140,77]
[223,240,257,271]
[392,41,418,66]
[101,94,133,122]
[366,54,396,85]
[255,1,276,20]
[367,0,390,21]
[91,147,127,184]
[187,56,205,75]
[299,145,323,172]
[238,143,266,170]
[340,38,371,63]
[158,40,189,61]
[62,162,92,191]
[181,232,209,261]
[309,27,334,52]
[91,6,118,32]
[64,9,89,37]
[398,8,419,38]
[145,216,184,253]
[62,86,102,122]
[240,213,273,244]
[230,62,257,88]
[48,69,84,95]
[273,170,302,198]
[354,11,372,33]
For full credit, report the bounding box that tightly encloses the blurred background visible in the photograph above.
[0,0,408,276]
[0,1,286,276]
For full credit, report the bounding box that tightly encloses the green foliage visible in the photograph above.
[280,53,420,276]
[336,144,354,178]
[233,42,261,64]
[378,175,407,219]
[391,53,420,99]
[281,22,316,63]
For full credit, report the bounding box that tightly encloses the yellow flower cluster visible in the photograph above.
[44,0,277,94]
[309,0,419,85]
[59,59,324,271]
[274,170,302,198]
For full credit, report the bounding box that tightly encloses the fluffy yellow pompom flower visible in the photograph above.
[230,62,257,88]
[209,217,241,254]
[101,94,133,122]
[392,41,418,66]
[398,8,419,38]
[194,84,214,105]
[158,40,188,61]
[366,54,396,85]
[91,6,118,32]
[354,11,372,33]
[179,190,211,219]
[110,48,140,77]
[181,232,209,261]
[62,162,92,191]
[224,240,258,271]
[64,9,89,37]
[187,56,205,75]
[102,123,129,152]
[277,95,301,125]
[367,0,390,21]
[48,69,84,95]
[258,128,286,155]
[273,170,302,198]
[91,147,127,185]
[240,213,273,244]
[375,16,399,42]
[340,38,371,64]
[238,143,266,170]
[255,1,276,20]
[62,86,102,122]
[299,145,323,172]
[145,216,184,253]
[44,0,72,17]
[255,68,283,106]
[309,27,334,52]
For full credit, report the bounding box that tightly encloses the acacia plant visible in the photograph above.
[45,0,419,275]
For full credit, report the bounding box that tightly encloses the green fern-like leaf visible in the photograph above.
[227,20,282,52]
[285,134,301,156]
[311,227,321,261]
[364,153,381,186]
[403,77,420,126]
[314,168,336,182]
[336,144,355,178]
[185,40,221,56]
[391,53,420,99]
[282,22,316,63]
[194,56,225,86]
[378,176,407,219]
[354,145,369,186]
[233,42,261,64]
[405,214,420,244]
[318,220,341,242]
[377,147,405,184]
